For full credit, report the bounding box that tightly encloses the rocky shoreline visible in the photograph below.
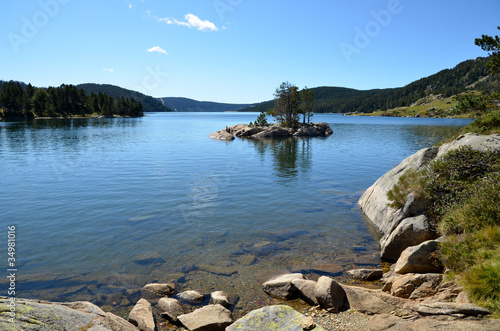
[209,122,333,141]
[2,133,500,330]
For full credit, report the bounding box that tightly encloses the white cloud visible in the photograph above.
[102,68,114,72]
[147,46,168,55]
[155,13,219,31]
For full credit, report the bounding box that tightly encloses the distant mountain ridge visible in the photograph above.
[241,57,499,114]
[76,83,172,113]
[156,97,252,112]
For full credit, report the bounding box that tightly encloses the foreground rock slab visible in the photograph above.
[340,285,408,315]
[178,304,232,331]
[369,313,500,331]
[0,297,138,331]
[227,305,326,331]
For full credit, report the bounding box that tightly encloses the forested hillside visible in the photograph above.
[0,81,143,118]
[243,57,499,114]
[77,83,172,113]
[157,97,252,112]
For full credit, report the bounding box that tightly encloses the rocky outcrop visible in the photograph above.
[358,133,500,247]
[0,297,139,331]
[227,305,326,331]
[177,304,232,331]
[209,123,333,140]
[208,129,235,141]
[127,298,155,331]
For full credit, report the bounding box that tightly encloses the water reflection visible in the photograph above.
[246,137,312,182]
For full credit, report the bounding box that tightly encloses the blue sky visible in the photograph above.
[1,0,499,103]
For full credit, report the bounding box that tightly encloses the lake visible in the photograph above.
[0,113,472,318]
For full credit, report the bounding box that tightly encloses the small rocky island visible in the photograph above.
[209,122,333,141]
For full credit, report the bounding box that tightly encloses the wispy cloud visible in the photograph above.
[147,46,168,55]
[102,68,114,72]
[154,13,219,31]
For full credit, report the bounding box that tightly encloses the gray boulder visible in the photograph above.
[227,305,326,331]
[127,298,155,331]
[347,268,384,281]
[0,297,139,331]
[178,304,232,331]
[141,283,175,297]
[157,297,183,322]
[314,276,346,312]
[262,273,304,300]
[177,290,207,302]
[291,278,319,305]
[394,240,443,274]
[380,215,436,262]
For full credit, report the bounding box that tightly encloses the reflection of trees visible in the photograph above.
[247,137,312,182]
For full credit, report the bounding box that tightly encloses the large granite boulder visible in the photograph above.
[177,304,232,331]
[358,134,500,241]
[393,240,443,274]
[379,215,437,262]
[0,297,139,331]
[226,305,326,331]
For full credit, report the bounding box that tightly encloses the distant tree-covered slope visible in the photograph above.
[156,97,252,112]
[242,57,499,114]
[0,81,143,118]
[77,83,172,112]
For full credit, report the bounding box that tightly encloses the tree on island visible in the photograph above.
[300,86,314,124]
[268,82,315,128]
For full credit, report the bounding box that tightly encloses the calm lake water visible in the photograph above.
[0,113,472,319]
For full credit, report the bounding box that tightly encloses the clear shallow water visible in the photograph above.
[0,113,472,318]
